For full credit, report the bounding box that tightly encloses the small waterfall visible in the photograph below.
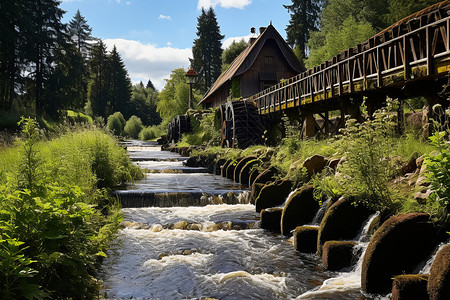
[297,212,380,299]
[311,198,331,225]
[418,240,450,274]
[278,189,298,208]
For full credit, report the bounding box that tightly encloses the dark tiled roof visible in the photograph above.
[200,24,306,105]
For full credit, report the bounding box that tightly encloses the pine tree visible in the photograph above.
[23,0,66,117]
[108,45,132,117]
[86,41,110,117]
[146,79,156,90]
[284,0,323,60]
[68,9,94,58]
[191,7,224,93]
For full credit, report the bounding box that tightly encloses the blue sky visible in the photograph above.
[61,0,292,89]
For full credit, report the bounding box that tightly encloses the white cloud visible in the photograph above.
[158,14,172,21]
[222,34,251,49]
[197,0,251,10]
[104,39,192,90]
[166,42,172,46]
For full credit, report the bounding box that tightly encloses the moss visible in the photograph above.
[322,241,357,271]
[225,158,239,180]
[361,213,436,294]
[392,274,429,300]
[233,156,257,182]
[317,197,373,254]
[253,167,278,185]
[281,185,320,235]
[221,158,233,177]
[294,226,319,253]
[239,159,259,185]
[428,244,450,300]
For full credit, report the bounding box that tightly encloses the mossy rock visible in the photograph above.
[392,274,429,300]
[255,179,293,213]
[260,208,283,233]
[214,158,227,175]
[239,159,259,185]
[317,197,373,254]
[428,244,450,300]
[234,156,257,183]
[361,213,436,294]
[281,185,320,235]
[185,156,200,167]
[294,226,319,253]
[226,159,240,180]
[322,241,357,271]
[250,183,265,205]
[253,167,278,185]
[248,167,260,186]
[221,158,233,177]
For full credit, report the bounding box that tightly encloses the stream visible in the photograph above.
[99,141,378,299]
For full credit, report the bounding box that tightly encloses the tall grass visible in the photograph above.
[0,119,142,299]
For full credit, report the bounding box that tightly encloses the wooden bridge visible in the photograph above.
[169,1,450,148]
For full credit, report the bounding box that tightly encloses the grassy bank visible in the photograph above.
[0,119,142,299]
[185,107,449,228]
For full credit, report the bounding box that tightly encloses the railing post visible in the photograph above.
[403,35,410,80]
[426,25,432,75]
[377,46,382,87]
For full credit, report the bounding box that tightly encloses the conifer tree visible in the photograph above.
[69,9,94,58]
[108,45,132,116]
[191,7,224,93]
[86,41,110,117]
[284,0,323,61]
[146,79,156,91]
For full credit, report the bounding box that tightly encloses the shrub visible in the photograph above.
[124,115,143,139]
[106,112,126,136]
[424,130,450,225]
[0,118,142,298]
[139,126,157,140]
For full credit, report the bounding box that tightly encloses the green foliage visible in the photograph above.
[130,82,161,126]
[190,7,224,93]
[386,0,443,24]
[179,110,221,146]
[139,126,159,141]
[230,77,241,99]
[107,112,126,136]
[336,111,401,213]
[0,119,141,298]
[222,39,248,72]
[124,115,143,139]
[306,16,376,68]
[424,130,450,225]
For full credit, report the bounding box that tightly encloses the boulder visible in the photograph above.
[401,153,418,175]
[392,274,429,300]
[221,159,233,177]
[317,197,373,254]
[322,241,357,271]
[255,179,293,213]
[239,159,259,185]
[327,158,341,170]
[226,159,240,180]
[185,156,200,167]
[428,244,450,300]
[293,226,319,253]
[260,208,283,233]
[250,183,265,205]
[253,167,278,185]
[361,213,436,294]
[280,185,320,235]
[234,156,257,183]
[214,158,227,175]
[248,168,259,186]
[302,155,328,177]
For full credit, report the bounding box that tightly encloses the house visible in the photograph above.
[199,24,306,108]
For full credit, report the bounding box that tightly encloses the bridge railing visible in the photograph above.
[248,15,450,114]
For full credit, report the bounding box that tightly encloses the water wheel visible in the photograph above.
[220,100,265,149]
[176,115,191,139]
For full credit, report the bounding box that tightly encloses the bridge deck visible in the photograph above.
[248,11,450,115]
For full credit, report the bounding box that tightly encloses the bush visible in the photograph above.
[106,112,126,136]
[139,126,157,140]
[0,118,142,299]
[124,115,143,139]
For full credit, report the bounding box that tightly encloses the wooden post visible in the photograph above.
[302,112,316,139]
[426,26,432,76]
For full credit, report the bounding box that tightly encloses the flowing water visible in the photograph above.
[100,142,372,299]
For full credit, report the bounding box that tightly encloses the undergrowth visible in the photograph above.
[0,118,142,299]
